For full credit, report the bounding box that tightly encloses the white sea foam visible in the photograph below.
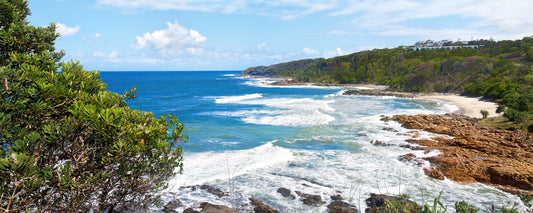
[214,97,336,126]
[213,93,263,104]
[167,141,293,189]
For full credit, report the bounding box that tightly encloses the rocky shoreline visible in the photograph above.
[161,185,428,213]
[381,114,533,196]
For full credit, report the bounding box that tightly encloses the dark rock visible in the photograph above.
[327,200,358,213]
[370,140,387,146]
[398,153,425,166]
[200,185,227,198]
[330,194,343,201]
[183,208,199,213]
[162,199,182,213]
[277,187,295,200]
[365,194,420,213]
[382,127,399,132]
[199,202,235,213]
[295,191,322,207]
[249,198,279,213]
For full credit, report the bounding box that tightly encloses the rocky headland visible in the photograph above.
[382,113,533,196]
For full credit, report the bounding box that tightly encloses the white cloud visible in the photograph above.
[83,33,103,43]
[302,47,319,55]
[55,23,80,36]
[109,51,118,58]
[257,43,267,51]
[98,0,533,39]
[133,22,206,55]
[323,47,345,58]
[92,52,106,57]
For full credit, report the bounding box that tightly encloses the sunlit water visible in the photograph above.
[100,71,526,212]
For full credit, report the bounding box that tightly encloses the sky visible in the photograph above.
[28,0,533,71]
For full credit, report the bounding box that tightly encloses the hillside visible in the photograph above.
[243,37,533,129]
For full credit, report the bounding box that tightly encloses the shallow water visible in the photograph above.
[101,71,527,212]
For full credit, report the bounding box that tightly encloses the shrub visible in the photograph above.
[0,0,186,212]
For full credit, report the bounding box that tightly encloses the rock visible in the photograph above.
[423,167,445,180]
[183,208,199,213]
[391,114,533,195]
[365,194,419,213]
[162,199,182,213]
[327,200,358,213]
[200,185,226,198]
[370,140,387,146]
[398,153,425,166]
[330,194,343,201]
[249,198,279,213]
[277,187,296,200]
[199,202,235,213]
[295,191,322,207]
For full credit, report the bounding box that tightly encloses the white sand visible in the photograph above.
[420,94,500,118]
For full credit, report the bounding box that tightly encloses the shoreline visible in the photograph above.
[247,74,501,119]
[419,94,500,119]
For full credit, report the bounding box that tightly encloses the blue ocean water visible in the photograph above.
[100,71,525,212]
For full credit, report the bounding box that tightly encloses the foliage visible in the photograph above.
[480,110,489,119]
[0,0,186,212]
[455,201,478,213]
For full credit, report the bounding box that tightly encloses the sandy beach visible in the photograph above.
[420,94,500,118]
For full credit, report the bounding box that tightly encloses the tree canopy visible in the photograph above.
[0,0,186,212]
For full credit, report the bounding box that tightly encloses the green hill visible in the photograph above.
[243,37,533,128]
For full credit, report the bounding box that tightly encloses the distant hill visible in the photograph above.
[243,37,533,124]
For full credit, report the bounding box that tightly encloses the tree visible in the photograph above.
[0,1,186,212]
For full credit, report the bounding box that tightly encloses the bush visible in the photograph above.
[0,1,186,212]
[480,110,489,118]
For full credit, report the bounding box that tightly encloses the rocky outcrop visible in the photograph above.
[162,199,182,213]
[385,114,533,195]
[249,198,279,213]
[295,191,323,207]
[199,202,236,213]
[277,187,296,200]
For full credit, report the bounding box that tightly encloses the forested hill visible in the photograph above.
[243,37,533,124]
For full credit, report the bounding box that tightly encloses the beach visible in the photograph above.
[419,94,500,118]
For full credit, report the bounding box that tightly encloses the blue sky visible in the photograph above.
[28,0,533,71]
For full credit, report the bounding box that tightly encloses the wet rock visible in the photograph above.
[199,185,227,198]
[382,127,399,132]
[398,153,425,166]
[295,191,323,207]
[199,202,235,213]
[365,194,419,213]
[424,167,445,180]
[327,200,358,213]
[330,194,343,201]
[370,140,387,146]
[162,199,182,213]
[249,198,279,213]
[277,187,296,200]
[183,208,199,213]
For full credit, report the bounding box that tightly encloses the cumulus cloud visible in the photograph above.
[257,43,267,51]
[323,47,345,58]
[302,47,319,55]
[133,22,206,55]
[55,23,80,36]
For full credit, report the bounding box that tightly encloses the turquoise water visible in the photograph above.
[100,71,526,212]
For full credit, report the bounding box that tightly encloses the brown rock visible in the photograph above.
[295,191,322,207]
[199,202,236,213]
[327,201,358,213]
[391,114,533,195]
[277,187,295,200]
[249,198,279,213]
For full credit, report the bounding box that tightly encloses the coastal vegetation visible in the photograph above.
[243,37,533,131]
[0,0,186,212]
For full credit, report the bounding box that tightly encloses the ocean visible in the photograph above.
[100,71,525,212]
